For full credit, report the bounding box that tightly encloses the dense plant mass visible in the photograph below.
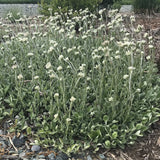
[0,0,40,4]
[133,0,160,14]
[40,0,102,16]
[0,9,160,153]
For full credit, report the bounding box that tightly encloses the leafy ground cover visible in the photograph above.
[0,9,160,157]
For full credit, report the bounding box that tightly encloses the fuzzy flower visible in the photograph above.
[34,76,39,80]
[35,86,40,90]
[109,97,113,102]
[58,55,64,61]
[57,66,63,71]
[148,45,153,49]
[12,64,18,69]
[78,72,85,78]
[123,75,129,79]
[70,96,76,102]
[128,66,135,71]
[54,93,59,99]
[48,46,54,53]
[46,62,52,69]
[146,56,151,60]
[54,113,58,119]
[17,74,23,80]
[27,53,34,56]
[66,118,72,122]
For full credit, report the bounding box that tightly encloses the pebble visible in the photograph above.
[99,154,106,159]
[38,154,46,159]
[19,152,26,158]
[87,155,92,160]
[48,153,56,160]
[0,140,7,148]
[31,145,41,152]
[12,135,26,147]
[0,129,3,135]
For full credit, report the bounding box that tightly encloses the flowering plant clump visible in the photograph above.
[0,9,160,153]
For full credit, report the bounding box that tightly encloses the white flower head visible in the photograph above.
[128,66,135,71]
[109,97,113,102]
[78,72,85,78]
[46,62,52,69]
[70,96,76,102]
[58,55,64,61]
[136,88,141,92]
[57,66,63,71]
[54,93,59,99]
[123,75,129,79]
[27,53,34,56]
[148,45,153,49]
[49,73,56,79]
[54,113,58,119]
[17,74,23,80]
[34,76,39,80]
[35,86,40,90]
[66,118,72,122]
[12,65,18,69]
[48,46,54,53]
[146,56,151,60]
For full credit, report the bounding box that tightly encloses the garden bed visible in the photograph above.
[0,10,160,160]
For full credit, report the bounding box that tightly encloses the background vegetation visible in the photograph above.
[0,0,40,3]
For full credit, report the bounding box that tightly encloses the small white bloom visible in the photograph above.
[109,97,113,102]
[66,118,72,122]
[126,51,131,56]
[27,53,34,56]
[35,86,40,90]
[115,55,120,59]
[49,73,56,78]
[11,57,16,61]
[46,62,52,69]
[28,65,32,69]
[148,45,153,49]
[146,56,151,60]
[123,75,129,79]
[78,72,85,78]
[58,55,64,61]
[34,76,39,80]
[54,113,58,119]
[144,81,147,86]
[48,46,54,53]
[12,65,18,69]
[136,88,141,92]
[128,66,135,71]
[54,93,59,98]
[57,66,63,71]
[17,74,23,80]
[70,96,76,102]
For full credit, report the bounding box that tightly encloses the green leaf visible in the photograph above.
[112,132,118,139]
[27,127,31,135]
[105,140,111,148]
[103,115,108,123]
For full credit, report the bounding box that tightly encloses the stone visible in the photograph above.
[99,154,106,159]
[19,152,26,158]
[12,136,25,147]
[0,129,3,135]
[119,5,133,14]
[31,145,41,152]
[48,153,56,160]
[87,155,92,160]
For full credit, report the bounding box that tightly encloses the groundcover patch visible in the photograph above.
[0,9,160,154]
